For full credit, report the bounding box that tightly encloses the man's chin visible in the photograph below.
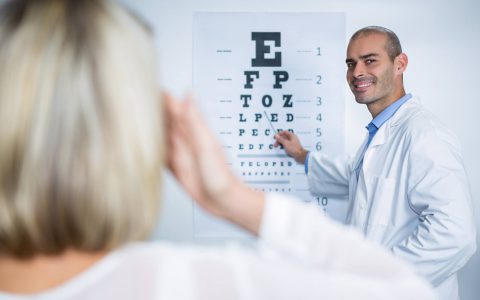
[354,95,371,104]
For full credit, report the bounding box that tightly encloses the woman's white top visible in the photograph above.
[0,193,436,300]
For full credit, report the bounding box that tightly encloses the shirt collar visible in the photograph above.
[368,93,412,130]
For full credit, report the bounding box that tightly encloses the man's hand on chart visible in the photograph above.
[274,130,308,164]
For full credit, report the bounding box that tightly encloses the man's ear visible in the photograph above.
[394,53,408,75]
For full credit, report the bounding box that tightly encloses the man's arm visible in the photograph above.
[274,130,352,197]
[306,151,352,197]
[274,130,308,164]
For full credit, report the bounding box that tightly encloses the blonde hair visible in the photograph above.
[0,0,163,258]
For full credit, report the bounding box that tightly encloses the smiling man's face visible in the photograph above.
[346,32,397,109]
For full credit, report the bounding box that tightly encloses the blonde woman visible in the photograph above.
[0,0,435,299]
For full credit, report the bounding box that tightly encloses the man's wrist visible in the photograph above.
[295,148,308,164]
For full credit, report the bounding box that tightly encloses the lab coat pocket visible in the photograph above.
[365,176,397,227]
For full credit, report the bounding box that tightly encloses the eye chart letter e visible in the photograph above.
[193,13,346,238]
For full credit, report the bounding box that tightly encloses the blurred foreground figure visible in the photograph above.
[0,1,435,299]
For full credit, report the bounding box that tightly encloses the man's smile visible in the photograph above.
[352,79,375,92]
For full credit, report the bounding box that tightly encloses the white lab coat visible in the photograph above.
[307,96,476,300]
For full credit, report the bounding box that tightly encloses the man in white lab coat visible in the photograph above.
[274,26,476,300]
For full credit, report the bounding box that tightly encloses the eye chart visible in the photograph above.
[193,13,347,238]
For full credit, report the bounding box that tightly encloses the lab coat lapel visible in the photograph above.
[363,119,390,170]
[370,124,388,147]
[353,132,369,172]
[362,97,421,170]
[354,97,420,178]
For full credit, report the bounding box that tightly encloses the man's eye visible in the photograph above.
[346,63,354,69]
[365,59,375,64]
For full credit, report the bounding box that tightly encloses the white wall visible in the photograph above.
[120,0,480,299]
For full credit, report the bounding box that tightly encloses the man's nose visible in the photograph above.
[352,63,366,78]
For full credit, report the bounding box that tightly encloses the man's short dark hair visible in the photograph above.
[350,26,402,61]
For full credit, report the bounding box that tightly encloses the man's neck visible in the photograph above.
[367,89,406,118]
